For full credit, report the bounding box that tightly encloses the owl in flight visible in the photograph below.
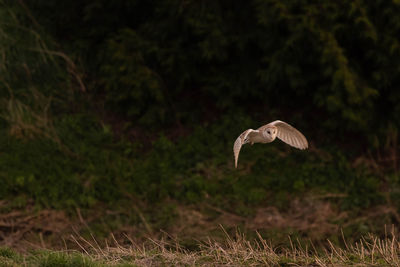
[233,120,308,168]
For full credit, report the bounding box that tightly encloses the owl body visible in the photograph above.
[249,132,267,144]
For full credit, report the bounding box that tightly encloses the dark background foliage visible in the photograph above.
[1,0,400,245]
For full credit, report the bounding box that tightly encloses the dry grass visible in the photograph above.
[60,226,400,266]
[0,89,76,155]
[1,199,398,256]
[1,90,57,141]
[0,201,399,266]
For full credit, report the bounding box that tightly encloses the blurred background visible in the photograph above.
[0,0,399,249]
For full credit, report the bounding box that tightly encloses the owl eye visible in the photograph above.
[267,131,271,134]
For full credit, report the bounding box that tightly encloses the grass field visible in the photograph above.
[2,2,400,266]
[0,227,399,266]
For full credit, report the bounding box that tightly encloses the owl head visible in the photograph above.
[263,126,278,140]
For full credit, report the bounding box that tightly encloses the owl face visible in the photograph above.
[263,126,277,140]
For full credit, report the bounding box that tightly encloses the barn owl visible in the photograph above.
[233,120,308,168]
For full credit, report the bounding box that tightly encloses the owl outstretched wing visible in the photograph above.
[233,129,258,168]
[269,120,308,150]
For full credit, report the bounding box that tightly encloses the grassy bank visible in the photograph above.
[1,229,400,266]
[1,0,400,258]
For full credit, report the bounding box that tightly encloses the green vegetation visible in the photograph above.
[0,0,399,251]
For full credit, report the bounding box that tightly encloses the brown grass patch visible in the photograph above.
[0,197,398,254]
[66,226,400,266]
